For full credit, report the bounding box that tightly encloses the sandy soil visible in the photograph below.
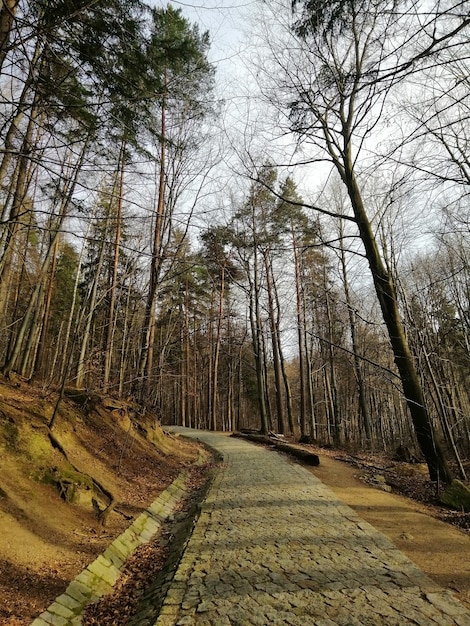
[310,454,470,610]
[0,381,200,626]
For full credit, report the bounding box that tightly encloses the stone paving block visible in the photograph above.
[32,612,68,626]
[74,569,97,588]
[130,515,146,533]
[65,578,93,603]
[165,588,187,605]
[140,527,156,542]
[152,429,470,626]
[147,504,166,520]
[121,530,140,551]
[54,593,82,612]
[143,515,160,533]
[103,544,126,569]
[110,536,131,560]
[158,491,172,503]
[47,601,75,619]
[87,555,120,586]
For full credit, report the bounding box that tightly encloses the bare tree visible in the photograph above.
[254,0,470,482]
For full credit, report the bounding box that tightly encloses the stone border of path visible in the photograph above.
[31,471,189,626]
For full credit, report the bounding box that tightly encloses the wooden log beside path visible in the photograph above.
[232,431,320,466]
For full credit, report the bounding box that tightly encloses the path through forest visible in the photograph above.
[11,430,470,625]
[311,451,470,612]
[144,429,470,625]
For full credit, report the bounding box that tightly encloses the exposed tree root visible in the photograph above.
[48,429,116,524]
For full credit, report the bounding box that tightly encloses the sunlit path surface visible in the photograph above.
[153,429,470,626]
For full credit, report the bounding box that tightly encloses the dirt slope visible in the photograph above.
[0,378,200,625]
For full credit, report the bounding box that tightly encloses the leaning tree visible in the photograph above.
[256,0,470,483]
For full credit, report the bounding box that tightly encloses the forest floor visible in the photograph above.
[1,386,470,625]
[0,378,206,626]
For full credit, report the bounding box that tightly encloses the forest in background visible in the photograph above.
[1,1,470,484]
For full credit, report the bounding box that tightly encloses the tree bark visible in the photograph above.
[272,266,295,434]
[31,237,59,378]
[324,285,341,446]
[103,141,125,392]
[211,264,225,431]
[263,251,285,433]
[249,248,269,434]
[0,0,18,73]
[342,163,451,483]
[338,223,372,443]
[139,71,167,397]
[76,225,107,389]
[292,231,307,436]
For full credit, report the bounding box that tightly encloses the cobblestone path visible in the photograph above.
[154,429,470,626]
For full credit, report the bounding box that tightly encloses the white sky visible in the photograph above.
[149,1,254,75]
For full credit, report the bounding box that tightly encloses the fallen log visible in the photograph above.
[232,432,320,466]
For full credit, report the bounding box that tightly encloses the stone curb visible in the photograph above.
[154,452,228,626]
[31,472,189,626]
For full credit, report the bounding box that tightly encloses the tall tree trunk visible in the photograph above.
[32,236,59,378]
[211,264,225,431]
[263,251,285,433]
[118,269,134,398]
[76,228,107,389]
[261,325,273,430]
[423,348,467,480]
[207,289,214,427]
[59,222,91,383]
[2,130,85,377]
[304,326,316,439]
[324,286,341,446]
[237,339,244,431]
[300,272,316,438]
[103,141,125,392]
[184,279,191,427]
[342,161,451,483]
[139,72,167,396]
[0,35,43,194]
[272,266,295,434]
[33,138,91,380]
[338,224,372,443]
[400,285,467,480]
[0,0,18,73]
[179,303,186,428]
[2,229,58,376]
[293,232,307,436]
[226,309,234,431]
[0,101,39,302]
[249,251,269,434]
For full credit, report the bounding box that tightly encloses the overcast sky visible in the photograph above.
[149,1,254,77]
